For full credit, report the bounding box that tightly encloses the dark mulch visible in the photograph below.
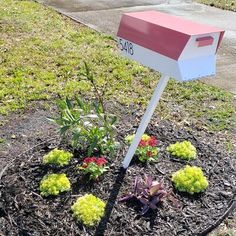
[0,120,235,236]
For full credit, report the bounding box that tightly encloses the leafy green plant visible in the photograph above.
[167,141,197,161]
[125,134,158,162]
[172,165,208,194]
[79,157,108,180]
[49,97,117,156]
[49,64,118,156]
[71,194,105,226]
[43,148,73,166]
[39,173,71,197]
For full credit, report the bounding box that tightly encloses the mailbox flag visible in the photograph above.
[117,11,224,81]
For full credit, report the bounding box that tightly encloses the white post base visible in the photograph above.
[122,74,170,169]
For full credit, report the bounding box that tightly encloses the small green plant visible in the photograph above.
[71,194,105,226]
[43,148,73,166]
[172,165,208,194]
[167,141,197,161]
[39,173,71,197]
[79,157,108,180]
[125,134,158,162]
[49,97,117,156]
[49,64,118,156]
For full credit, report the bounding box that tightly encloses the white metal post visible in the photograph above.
[123,74,170,169]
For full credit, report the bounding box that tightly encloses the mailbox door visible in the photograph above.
[179,33,220,60]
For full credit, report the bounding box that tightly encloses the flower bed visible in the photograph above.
[0,121,235,235]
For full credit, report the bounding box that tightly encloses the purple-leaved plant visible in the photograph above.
[119,175,178,215]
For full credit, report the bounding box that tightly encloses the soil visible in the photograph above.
[0,103,58,171]
[0,105,235,236]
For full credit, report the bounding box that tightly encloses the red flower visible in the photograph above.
[83,157,92,164]
[139,140,148,147]
[83,157,107,167]
[96,157,107,166]
[90,157,97,162]
[83,157,97,164]
[146,151,153,157]
[148,136,157,147]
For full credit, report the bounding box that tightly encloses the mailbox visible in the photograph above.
[118,11,225,168]
[117,11,224,81]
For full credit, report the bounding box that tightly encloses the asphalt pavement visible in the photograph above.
[37,0,236,94]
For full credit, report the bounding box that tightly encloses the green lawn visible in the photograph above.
[198,0,236,11]
[0,0,235,132]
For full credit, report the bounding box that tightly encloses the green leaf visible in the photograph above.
[57,99,67,110]
[110,115,117,125]
[72,131,81,149]
[64,109,75,122]
[84,62,94,83]
[76,96,85,110]
[87,136,98,156]
[66,97,73,109]
[60,125,71,135]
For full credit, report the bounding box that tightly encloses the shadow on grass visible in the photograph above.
[94,167,127,236]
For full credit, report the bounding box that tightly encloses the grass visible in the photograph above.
[0,0,235,132]
[197,0,236,11]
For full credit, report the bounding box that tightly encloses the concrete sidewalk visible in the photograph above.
[37,0,236,94]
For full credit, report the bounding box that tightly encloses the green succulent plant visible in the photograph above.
[43,148,73,166]
[167,141,197,161]
[39,173,71,197]
[172,165,208,195]
[71,194,105,226]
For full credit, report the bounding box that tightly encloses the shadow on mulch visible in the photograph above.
[95,167,126,236]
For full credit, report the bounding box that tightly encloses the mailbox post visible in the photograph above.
[117,11,224,169]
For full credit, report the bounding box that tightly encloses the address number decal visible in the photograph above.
[119,39,134,55]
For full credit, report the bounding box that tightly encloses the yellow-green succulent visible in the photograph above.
[43,148,73,166]
[39,173,71,197]
[167,141,197,160]
[125,134,135,143]
[172,165,208,194]
[71,194,105,226]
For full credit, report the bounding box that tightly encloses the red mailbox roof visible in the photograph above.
[117,11,224,60]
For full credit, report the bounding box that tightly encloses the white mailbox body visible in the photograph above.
[117,11,224,81]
